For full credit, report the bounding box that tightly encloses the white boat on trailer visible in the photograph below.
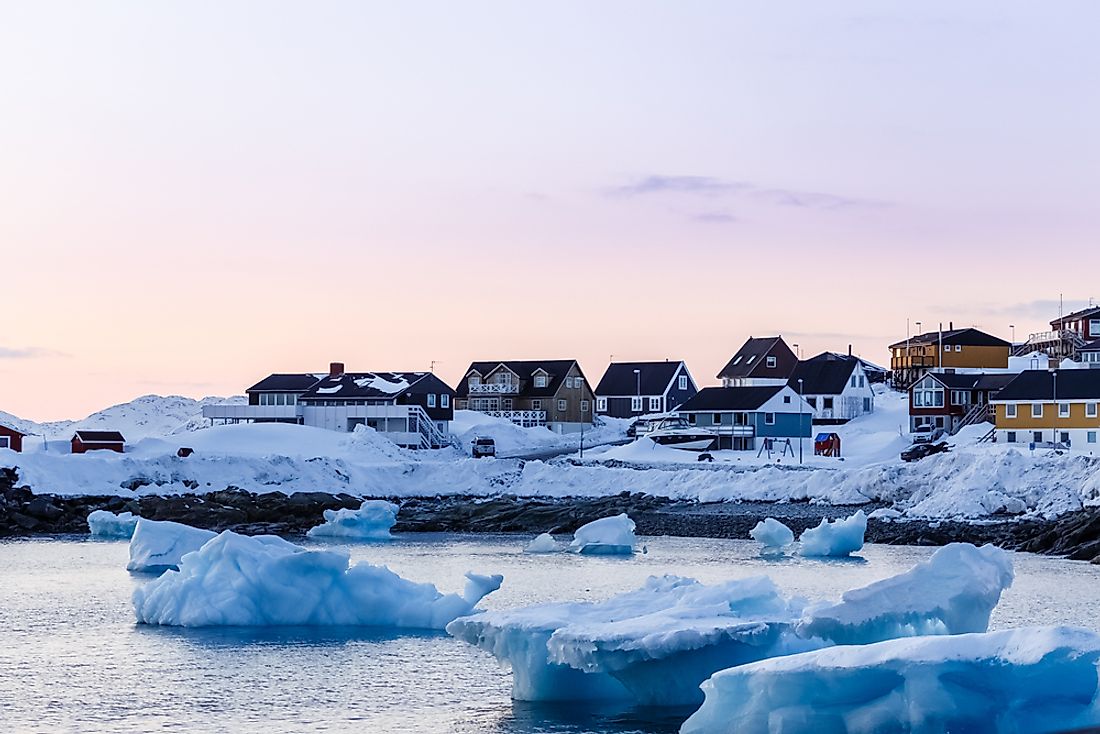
[645,417,717,451]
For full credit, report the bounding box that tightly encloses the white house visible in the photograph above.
[787,352,875,423]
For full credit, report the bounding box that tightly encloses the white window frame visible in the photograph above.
[1090,319,1100,337]
[631,396,643,412]
[648,396,661,412]
[531,399,542,410]
[581,400,589,413]
[468,375,481,388]
[1032,403,1043,418]
[1089,431,1097,444]
[427,393,436,408]
[764,412,776,425]
[766,356,776,368]
[1006,431,1016,443]
[1059,403,1071,418]
[534,375,548,388]
[0,436,9,450]
[596,397,607,412]
[441,394,450,408]
[557,399,567,412]
[1087,403,1098,418]
[1006,403,1017,419]
[678,375,688,391]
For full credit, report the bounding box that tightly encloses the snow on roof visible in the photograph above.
[315,385,343,394]
[353,375,410,394]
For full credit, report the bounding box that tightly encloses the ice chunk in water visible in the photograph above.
[306,500,398,540]
[749,518,794,550]
[798,510,866,557]
[87,510,139,539]
[569,514,635,555]
[127,518,216,572]
[524,533,558,554]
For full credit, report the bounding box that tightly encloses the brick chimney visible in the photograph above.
[329,361,345,378]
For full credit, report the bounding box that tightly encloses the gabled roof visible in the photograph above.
[595,361,686,396]
[717,337,796,380]
[456,360,584,398]
[299,372,435,401]
[1051,306,1100,327]
[917,372,1016,392]
[993,370,1100,401]
[678,385,785,412]
[246,373,322,393]
[788,353,858,395]
[1079,339,1100,353]
[888,328,1010,350]
[0,420,28,436]
[73,430,125,442]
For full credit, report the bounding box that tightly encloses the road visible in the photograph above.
[499,438,631,462]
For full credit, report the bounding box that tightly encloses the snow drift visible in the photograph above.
[569,514,636,555]
[126,519,216,572]
[798,510,866,557]
[133,530,502,628]
[306,500,399,540]
[87,510,139,539]
[681,626,1100,734]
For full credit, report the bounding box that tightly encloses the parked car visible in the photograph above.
[471,436,496,458]
[911,425,945,444]
[627,418,654,438]
[901,441,949,462]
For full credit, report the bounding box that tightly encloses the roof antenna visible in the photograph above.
[430,360,439,373]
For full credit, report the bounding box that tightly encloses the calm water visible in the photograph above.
[2,534,1099,734]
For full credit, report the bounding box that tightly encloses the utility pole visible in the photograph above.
[1052,369,1059,448]
[798,378,804,465]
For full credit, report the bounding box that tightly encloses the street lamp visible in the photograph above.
[798,378,804,465]
[1052,369,1059,448]
[634,369,641,415]
[1010,324,1016,345]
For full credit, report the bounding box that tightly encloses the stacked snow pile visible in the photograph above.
[798,510,866,557]
[525,533,558,553]
[87,510,140,539]
[682,626,1100,734]
[749,518,794,551]
[448,543,1014,707]
[798,543,1014,645]
[569,514,636,555]
[306,500,399,540]
[133,530,502,628]
[126,519,216,572]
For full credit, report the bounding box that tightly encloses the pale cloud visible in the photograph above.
[608,175,888,211]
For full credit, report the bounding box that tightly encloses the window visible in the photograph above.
[557,399,567,412]
[955,345,962,352]
[1090,319,1100,337]
[1006,404,1017,418]
[1088,403,1098,418]
[596,397,606,412]
[1089,432,1097,444]
[581,400,589,413]
[863,397,872,412]
[1007,431,1017,443]
[746,355,756,364]
[935,417,945,428]
[807,397,817,408]
[502,398,513,410]
[1060,431,1071,444]
[631,396,642,412]
[531,399,542,410]
[732,356,743,365]
[859,376,866,388]
[951,391,969,405]
[678,375,688,391]
[1032,431,1042,443]
[851,376,857,388]
[0,436,8,449]
[649,397,661,412]
[783,395,791,404]
[823,397,834,409]
[1059,403,1071,418]
[712,413,723,424]
[427,393,436,408]
[1032,403,1043,418]
[766,356,777,368]
[468,375,481,387]
[534,374,548,388]
[441,394,449,408]
[764,413,776,425]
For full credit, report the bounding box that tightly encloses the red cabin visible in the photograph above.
[71,430,126,454]
[0,423,27,452]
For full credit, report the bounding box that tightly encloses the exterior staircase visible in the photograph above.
[951,403,994,435]
[408,406,453,449]
[1014,330,1087,358]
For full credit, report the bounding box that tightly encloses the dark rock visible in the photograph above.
[24,497,64,521]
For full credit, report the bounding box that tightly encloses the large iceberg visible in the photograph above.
[569,513,636,555]
[749,518,794,550]
[682,626,1100,734]
[133,530,502,628]
[306,500,399,540]
[798,510,866,557]
[126,518,217,572]
[448,543,1014,707]
[87,510,140,539]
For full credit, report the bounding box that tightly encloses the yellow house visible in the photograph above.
[991,369,1100,450]
[888,327,1010,388]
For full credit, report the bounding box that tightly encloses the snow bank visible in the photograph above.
[798,543,1014,645]
[749,518,794,550]
[569,514,636,555]
[306,500,399,540]
[126,519,216,572]
[682,626,1100,734]
[133,530,502,628]
[525,533,558,553]
[87,510,139,539]
[798,510,866,557]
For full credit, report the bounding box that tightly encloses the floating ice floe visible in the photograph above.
[87,510,140,539]
[749,518,794,550]
[447,543,1014,707]
[798,510,866,557]
[132,529,502,628]
[681,626,1100,734]
[126,518,216,572]
[306,500,399,540]
[568,514,636,555]
[525,533,558,554]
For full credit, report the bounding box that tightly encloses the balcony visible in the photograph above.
[484,410,546,427]
[468,382,519,395]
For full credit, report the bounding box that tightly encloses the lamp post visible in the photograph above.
[1052,369,1059,448]
[798,378,804,465]
[579,376,585,459]
[1010,324,1016,345]
[634,369,641,415]
[914,321,923,383]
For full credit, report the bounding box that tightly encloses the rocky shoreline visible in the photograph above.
[2,467,1099,561]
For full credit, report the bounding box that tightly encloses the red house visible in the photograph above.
[0,423,27,452]
[71,430,126,454]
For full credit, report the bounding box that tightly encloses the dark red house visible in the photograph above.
[71,430,126,454]
[0,423,27,452]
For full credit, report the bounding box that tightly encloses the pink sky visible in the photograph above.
[2,2,1098,421]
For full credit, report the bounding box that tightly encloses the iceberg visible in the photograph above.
[798,510,866,557]
[306,499,399,540]
[569,513,636,555]
[87,510,140,539]
[749,518,794,550]
[798,543,1014,645]
[126,518,217,572]
[525,533,558,554]
[681,626,1100,734]
[133,529,502,628]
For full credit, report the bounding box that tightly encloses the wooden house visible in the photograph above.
[0,422,27,452]
[676,384,813,451]
[594,361,698,418]
[71,430,125,454]
[907,372,1015,435]
[717,337,798,387]
[788,352,875,423]
[991,369,1100,449]
[888,326,1010,388]
[455,360,595,433]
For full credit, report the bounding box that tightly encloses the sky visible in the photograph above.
[1,1,1098,421]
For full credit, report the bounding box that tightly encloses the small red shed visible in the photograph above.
[0,422,27,452]
[814,432,842,457]
[71,430,126,454]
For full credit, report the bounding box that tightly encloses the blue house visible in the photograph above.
[594,361,698,418]
[676,385,813,450]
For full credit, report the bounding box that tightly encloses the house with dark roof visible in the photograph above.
[1051,306,1100,342]
[676,384,812,451]
[454,360,595,432]
[907,372,1015,434]
[203,362,455,448]
[594,361,698,418]
[71,430,125,454]
[0,422,28,452]
[717,337,798,387]
[888,326,1010,388]
[1077,339,1100,368]
[788,353,875,424]
[991,369,1100,449]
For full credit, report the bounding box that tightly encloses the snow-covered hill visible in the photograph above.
[0,395,245,441]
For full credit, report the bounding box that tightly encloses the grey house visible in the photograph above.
[594,361,698,418]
